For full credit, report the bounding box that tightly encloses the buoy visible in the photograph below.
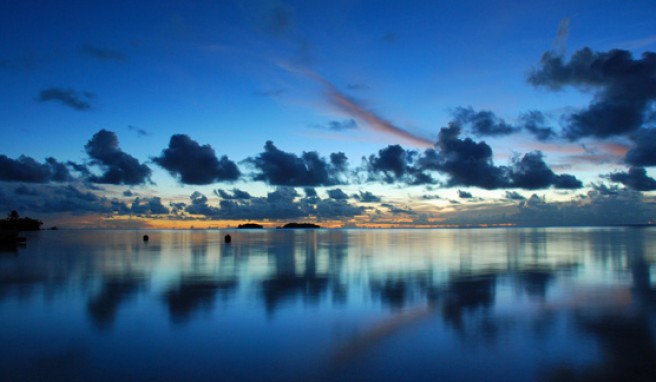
[143,234,149,242]
[224,234,231,243]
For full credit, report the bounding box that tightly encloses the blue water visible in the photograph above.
[1,227,655,381]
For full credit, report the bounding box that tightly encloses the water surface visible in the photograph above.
[1,227,655,381]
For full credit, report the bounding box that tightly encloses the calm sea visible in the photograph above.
[1,227,655,381]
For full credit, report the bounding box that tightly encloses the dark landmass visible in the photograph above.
[238,223,264,229]
[280,222,321,229]
[0,211,42,231]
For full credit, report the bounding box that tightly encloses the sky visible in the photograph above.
[1,0,655,228]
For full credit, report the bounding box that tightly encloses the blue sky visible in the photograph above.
[1,0,655,228]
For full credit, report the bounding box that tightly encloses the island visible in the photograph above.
[237,223,264,229]
[0,210,42,231]
[280,222,321,229]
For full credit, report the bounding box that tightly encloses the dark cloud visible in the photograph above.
[314,198,363,219]
[85,129,152,185]
[417,125,581,190]
[505,191,526,201]
[123,190,134,197]
[185,191,220,217]
[36,87,94,111]
[14,185,40,196]
[130,197,169,215]
[247,141,346,186]
[303,187,317,197]
[458,190,473,199]
[608,167,656,191]
[424,124,505,189]
[507,151,583,190]
[452,107,518,137]
[625,128,656,167]
[128,125,150,138]
[353,191,381,203]
[518,111,557,141]
[153,134,240,185]
[81,44,126,61]
[0,155,72,183]
[381,203,416,215]
[529,48,656,140]
[214,188,252,200]
[313,119,358,131]
[362,124,580,190]
[32,185,130,214]
[327,188,349,200]
[330,152,348,173]
[365,144,433,185]
[182,186,364,221]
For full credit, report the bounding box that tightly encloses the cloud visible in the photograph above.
[285,67,433,147]
[529,47,656,140]
[85,129,152,185]
[365,144,433,185]
[625,128,656,167]
[9,184,130,215]
[381,203,416,215]
[362,124,581,190]
[0,155,72,183]
[128,125,150,138]
[553,17,570,56]
[426,124,581,190]
[81,44,126,61]
[14,185,40,196]
[36,87,95,111]
[247,141,347,186]
[327,188,349,200]
[313,119,358,131]
[130,197,169,215]
[353,191,381,203]
[422,124,506,189]
[153,134,240,185]
[518,111,557,141]
[458,190,473,199]
[183,186,364,222]
[607,167,656,191]
[504,191,526,201]
[506,151,583,190]
[452,107,518,137]
[214,188,252,200]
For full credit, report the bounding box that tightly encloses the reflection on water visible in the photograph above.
[0,227,655,381]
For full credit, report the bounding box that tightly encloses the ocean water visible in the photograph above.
[1,227,655,381]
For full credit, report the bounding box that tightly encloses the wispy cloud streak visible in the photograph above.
[282,63,433,148]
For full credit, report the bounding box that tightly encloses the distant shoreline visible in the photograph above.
[33,223,656,231]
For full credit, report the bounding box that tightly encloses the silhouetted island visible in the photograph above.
[280,222,321,229]
[238,223,264,229]
[0,210,42,231]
